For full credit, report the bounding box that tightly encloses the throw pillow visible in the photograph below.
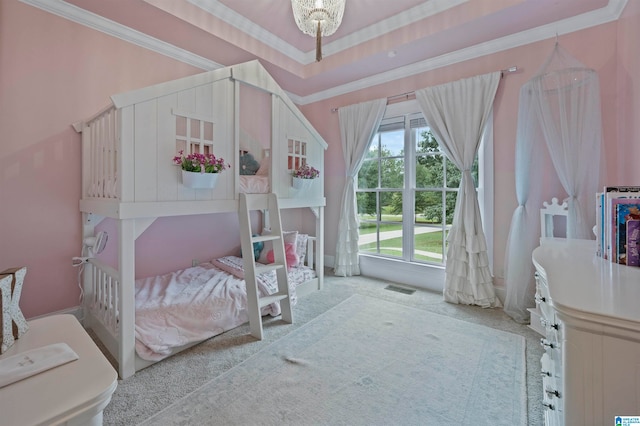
[240,152,260,175]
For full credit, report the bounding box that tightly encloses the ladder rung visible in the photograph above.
[251,234,281,243]
[255,263,285,275]
[259,292,289,308]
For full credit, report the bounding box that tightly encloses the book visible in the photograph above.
[596,192,604,257]
[628,220,640,267]
[604,187,640,261]
[615,202,640,264]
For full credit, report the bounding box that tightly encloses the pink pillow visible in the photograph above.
[266,243,299,271]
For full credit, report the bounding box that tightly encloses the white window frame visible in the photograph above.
[358,100,494,291]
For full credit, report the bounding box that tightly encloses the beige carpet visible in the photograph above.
[98,273,543,425]
[138,294,526,425]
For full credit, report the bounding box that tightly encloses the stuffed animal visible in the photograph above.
[252,234,264,261]
[240,152,260,175]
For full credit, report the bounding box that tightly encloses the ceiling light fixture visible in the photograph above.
[291,0,346,62]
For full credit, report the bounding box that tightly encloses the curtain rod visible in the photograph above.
[330,66,518,113]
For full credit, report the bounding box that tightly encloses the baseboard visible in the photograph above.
[28,306,84,324]
[325,253,505,303]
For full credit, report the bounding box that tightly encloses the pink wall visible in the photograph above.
[0,0,220,318]
[1,0,637,318]
[617,0,640,183]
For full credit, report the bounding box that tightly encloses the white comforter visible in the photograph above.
[134,256,296,361]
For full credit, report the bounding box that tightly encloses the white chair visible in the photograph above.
[540,197,568,242]
[529,197,569,336]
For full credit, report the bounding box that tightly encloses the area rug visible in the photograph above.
[140,294,526,426]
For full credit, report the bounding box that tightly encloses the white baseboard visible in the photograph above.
[325,254,505,303]
[28,306,84,324]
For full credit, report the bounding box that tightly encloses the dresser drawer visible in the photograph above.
[541,353,564,426]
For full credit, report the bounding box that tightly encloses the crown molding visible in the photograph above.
[20,0,629,106]
[20,0,223,71]
[189,0,468,65]
[320,0,468,59]
[296,0,629,105]
[187,0,308,64]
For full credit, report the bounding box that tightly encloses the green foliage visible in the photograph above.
[357,128,478,225]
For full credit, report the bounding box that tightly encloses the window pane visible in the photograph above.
[380,191,402,222]
[415,190,443,225]
[381,158,403,188]
[416,154,444,188]
[415,128,439,154]
[358,221,378,255]
[358,160,378,189]
[413,227,444,264]
[379,223,402,258]
[357,191,378,220]
[445,158,461,188]
[445,191,457,225]
[380,130,404,156]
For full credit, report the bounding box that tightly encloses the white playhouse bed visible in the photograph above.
[73,60,327,379]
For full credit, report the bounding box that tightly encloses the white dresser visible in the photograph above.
[532,238,640,426]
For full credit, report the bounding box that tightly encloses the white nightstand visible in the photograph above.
[0,314,117,425]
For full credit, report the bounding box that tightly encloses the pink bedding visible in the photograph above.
[133,256,298,361]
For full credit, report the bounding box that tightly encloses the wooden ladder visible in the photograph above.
[238,193,293,340]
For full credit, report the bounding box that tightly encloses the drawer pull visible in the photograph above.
[542,402,555,410]
[535,294,546,304]
[540,338,555,349]
[540,318,558,330]
[545,388,560,398]
[541,370,551,377]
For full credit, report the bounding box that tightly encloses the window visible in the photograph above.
[287,138,309,172]
[356,103,488,269]
[174,110,215,155]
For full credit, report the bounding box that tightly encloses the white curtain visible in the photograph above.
[504,44,603,322]
[415,72,502,308]
[334,98,387,277]
[532,47,602,239]
[502,85,547,322]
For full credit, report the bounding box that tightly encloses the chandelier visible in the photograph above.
[291,0,346,62]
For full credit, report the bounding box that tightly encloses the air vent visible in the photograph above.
[384,285,416,295]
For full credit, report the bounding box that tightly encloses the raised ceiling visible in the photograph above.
[24,0,625,103]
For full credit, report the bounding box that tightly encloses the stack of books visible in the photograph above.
[596,186,640,266]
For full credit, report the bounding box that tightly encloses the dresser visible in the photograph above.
[0,314,117,425]
[532,238,640,425]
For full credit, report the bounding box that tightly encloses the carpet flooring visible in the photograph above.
[97,272,544,425]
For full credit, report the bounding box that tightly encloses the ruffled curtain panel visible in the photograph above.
[334,98,387,277]
[415,72,502,308]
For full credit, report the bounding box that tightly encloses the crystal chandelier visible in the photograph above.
[291,0,346,62]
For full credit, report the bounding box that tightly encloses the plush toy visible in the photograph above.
[240,152,260,175]
[252,234,264,261]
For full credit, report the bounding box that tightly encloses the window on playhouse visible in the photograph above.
[287,138,308,171]
[173,111,214,155]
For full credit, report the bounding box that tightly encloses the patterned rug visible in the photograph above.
[141,294,526,426]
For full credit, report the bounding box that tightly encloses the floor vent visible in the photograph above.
[384,285,416,295]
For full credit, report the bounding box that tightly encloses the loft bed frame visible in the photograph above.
[73,60,327,379]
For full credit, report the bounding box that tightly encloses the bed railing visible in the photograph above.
[305,236,316,269]
[84,106,119,200]
[86,258,120,337]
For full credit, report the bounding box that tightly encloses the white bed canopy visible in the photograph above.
[503,43,603,323]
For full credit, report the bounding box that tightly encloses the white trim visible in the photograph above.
[479,110,495,275]
[28,305,83,322]
[19,0,223,71]
[20,0,628,104]
[359,255,445,293]
[188,0,467,65]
